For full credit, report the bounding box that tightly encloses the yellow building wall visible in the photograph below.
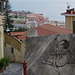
[65,16,75,31]
[4,34,26,63]
[5,33,21,51]
[0,16,4,59]
[65,16,72,30]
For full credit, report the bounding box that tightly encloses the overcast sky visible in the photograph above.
[9,0,75,21]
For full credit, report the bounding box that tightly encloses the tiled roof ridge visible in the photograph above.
[40,24,72,31]
[10,31,28,36]
[10,24,72,40]
[37,27,58,34]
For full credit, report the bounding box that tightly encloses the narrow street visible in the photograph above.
[0,63,22,75]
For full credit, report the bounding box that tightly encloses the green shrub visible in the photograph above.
[5,57,9,66]
[1,57,9,69]
[0,60,3,69]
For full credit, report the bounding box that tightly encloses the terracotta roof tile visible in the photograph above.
[10,24,72,40]
[32,27,56,36]
[39,24,72,34]
[26,14,46,24]
[17,35,26,40]
[10,31,27,36]
[32,24,72,36]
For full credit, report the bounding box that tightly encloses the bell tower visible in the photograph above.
[61,8,75,31]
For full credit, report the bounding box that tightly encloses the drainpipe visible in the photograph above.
[71,16,73,30]
[73,21,75,33]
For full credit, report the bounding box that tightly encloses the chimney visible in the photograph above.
[73,21,75,33]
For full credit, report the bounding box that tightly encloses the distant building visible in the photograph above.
[10,11,25,18]
[12,21,38,29]
[12,24,28,29]
[26,14,46,25]
[61,8,75,31]
[50,21,65,28]
[45,17,51,24]
[26,20,38,28]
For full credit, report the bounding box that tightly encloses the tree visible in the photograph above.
[4,1,13,32]
[15,14,18,18]
[13,27,29,32]
[0,1,1,12]
[16,20,22,24]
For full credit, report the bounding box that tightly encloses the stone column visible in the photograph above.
[0,15,4,59]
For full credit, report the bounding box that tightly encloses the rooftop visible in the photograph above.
[61,8,75,16]
[10,31,27,36]
[10,24,72,40]
[26,14,46,25]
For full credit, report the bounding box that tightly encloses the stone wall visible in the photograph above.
[25,34,75,75]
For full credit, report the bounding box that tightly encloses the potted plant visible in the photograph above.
[5,57,9,66]
[0,60,4,73]
[1,57,9,69]
[1,58,6,70]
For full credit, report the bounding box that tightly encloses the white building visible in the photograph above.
[26,20,38,29]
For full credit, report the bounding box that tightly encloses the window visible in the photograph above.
[11,47,14,53]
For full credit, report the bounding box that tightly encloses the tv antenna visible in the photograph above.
[66,2,71,9]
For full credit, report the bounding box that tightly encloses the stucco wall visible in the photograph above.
[4,34,26,63]
[4,33,21,51]
[25,33,75,75]
[65,16,75,30]
[65,16,72,30]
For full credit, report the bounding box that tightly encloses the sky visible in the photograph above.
[9,0,75,21]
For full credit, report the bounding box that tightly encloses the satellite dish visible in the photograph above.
[66,2,71,9]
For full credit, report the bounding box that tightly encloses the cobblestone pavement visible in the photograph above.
[0,63,23,75]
